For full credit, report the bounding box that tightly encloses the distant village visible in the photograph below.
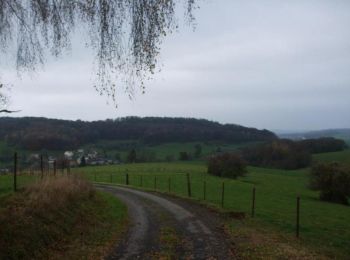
[0,149,120,174]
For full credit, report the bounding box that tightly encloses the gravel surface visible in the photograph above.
[96,184,233,260]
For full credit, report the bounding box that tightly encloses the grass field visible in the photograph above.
[82,140,257,162]
[74,157,350,258]
[313,149,350,164]
[0,174,39,197]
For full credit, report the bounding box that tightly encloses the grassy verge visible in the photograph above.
[0,176,127,259]
[226,218,331,259]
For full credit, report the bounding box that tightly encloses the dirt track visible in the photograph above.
[96,184,233,260]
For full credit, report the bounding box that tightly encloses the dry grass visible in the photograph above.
[226,219,332,260]
[0,175,127,259]
[24,175,95,209]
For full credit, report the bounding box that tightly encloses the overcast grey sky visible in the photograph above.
[2,0,350,131]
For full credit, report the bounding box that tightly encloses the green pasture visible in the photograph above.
[74,159,350,257]
[313,149,350,164]
[84,140,256,161]
[0,174,39,197]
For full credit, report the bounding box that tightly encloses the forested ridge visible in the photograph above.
[0,117,277,151]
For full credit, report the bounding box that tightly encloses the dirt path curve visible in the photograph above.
[95,184,233,260]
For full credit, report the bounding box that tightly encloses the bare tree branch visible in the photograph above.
[0,0,198,107]
[0,109,21,113]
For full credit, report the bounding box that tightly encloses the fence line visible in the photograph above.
[88,170,302,238]
[2,152,309,240]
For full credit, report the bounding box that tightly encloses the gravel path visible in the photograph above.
[96,184,233,260]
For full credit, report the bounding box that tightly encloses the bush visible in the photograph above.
[126,149,137,163]
[207,153,247,179]
[309,162,350,205]
[179,151,190,161]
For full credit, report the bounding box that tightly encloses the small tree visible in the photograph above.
[127,149,137,163]
[194,144,202,158]
[115,153,121,161]
[309,162,350,205]
[165,154,175,162]
[179,152,190,161]
[207,153,247,179]
[80,156,86,167]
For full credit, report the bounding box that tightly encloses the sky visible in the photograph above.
[1,0,350,131]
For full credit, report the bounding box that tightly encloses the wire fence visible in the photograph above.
[0,152,73,195]
[1,152,350,254]
[78,165,350,254]
[86,170,303,237]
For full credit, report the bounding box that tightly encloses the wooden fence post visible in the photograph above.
[140,175,143,187]
[53,160,57,177]
[251,186,256,218]
[154,176,157,190]
[296,196,300,238]
[47,159,49,176]
[61,159,64,175]
[221,182,225,208]
[13,152,17,192]
[126,173,129,185]
[187,173,192,197]
[40,155,44,180]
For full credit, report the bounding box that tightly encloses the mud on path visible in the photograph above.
[96,184,233,260]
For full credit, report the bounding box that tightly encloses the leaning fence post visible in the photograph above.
[53,160,57,177]
[46,159,49,176]
[221,182,225,208]
[251,186,256,218]
[13,152,17,192]
[296,196,300,238]
[61,159,64,174]
[40,155,44,180]
[187,173,192,197]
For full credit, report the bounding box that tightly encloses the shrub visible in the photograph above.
[194,144,202,158]
[127,149,137,163]
[179,151,190,161]
[309,162,350,205]
[207,153,247,179]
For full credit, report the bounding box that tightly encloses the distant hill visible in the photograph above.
[0,117,277,151]
[278,129,350,143]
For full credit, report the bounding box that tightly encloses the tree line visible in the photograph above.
[240,138,347,170]
[0,117,277,151]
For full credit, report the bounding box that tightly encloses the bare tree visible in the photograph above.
[0,83,10,111]
[0,0,197,110]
